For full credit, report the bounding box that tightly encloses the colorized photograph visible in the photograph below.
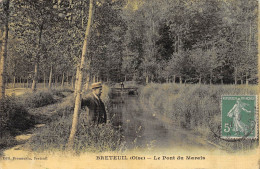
[0,0,259,169]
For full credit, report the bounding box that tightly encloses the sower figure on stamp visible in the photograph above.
[81,82,107,125]
[227,98,251,135]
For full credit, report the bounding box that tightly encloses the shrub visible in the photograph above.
[17,90,56,108]
[26,110,124,153]
[25,84,124,153]
[51,87,73,98]
[0,96,35,135]
[0,88,73,152]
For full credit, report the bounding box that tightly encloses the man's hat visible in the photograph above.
[91,82,102,89]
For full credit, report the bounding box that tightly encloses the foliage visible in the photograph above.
[26,115,124,153]
[122,0,257,84]
[16,90,56,108]
[0,96,35,135]
[0,87,73,137]
[139,83,258,151]
[2,0,257,85]
[24,84,124,153]
[50,87,73,98]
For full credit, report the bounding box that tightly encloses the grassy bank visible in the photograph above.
[139,83,258,152]
[26,114,124,153]
[24,84,125,153]
[0,88,73,153]
[0,88,71,135]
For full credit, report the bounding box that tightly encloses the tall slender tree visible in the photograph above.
[67,0,94,150]
[0,0,10,99]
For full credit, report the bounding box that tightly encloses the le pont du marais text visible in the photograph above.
[96,155,206,161]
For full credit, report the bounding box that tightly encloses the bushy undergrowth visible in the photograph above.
[17,90,56,108]
[51,87,74,98]
[15,88,73,108]
[0,97,35,136]
[0,88,73,151]
[26,114,124,153]
[139,83,258,151]
[26,84,124,153]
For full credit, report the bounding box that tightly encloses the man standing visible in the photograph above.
[120,82,124,89]
[81,82,107,124]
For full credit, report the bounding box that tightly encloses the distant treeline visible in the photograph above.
[121,0,258,84]
[0,0,257,88]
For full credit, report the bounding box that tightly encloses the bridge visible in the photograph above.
[111,87,139,96]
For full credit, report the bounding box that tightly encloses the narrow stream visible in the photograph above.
[109,88,217,151]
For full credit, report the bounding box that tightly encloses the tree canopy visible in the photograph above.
[0,0,257,87]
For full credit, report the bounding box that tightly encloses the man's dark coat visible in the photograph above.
[81,93,107,124]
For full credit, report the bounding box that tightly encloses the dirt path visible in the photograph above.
[1,92,73,156]
[5,88,31,96]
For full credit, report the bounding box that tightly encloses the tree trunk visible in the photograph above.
[179,76,182,84]
[246,73,248,85]
[92,75,96,83]
[67,0,94,151]
[23,78,25,88]
[61,72,65,87]
[175,39,178,54]
[12,76,15,88]
[0,0,10,99]
[43,72,46,88]
[178,34,181,53]
[31,23,43,92]
[210,71,213,85]
[27,77,29,88]
[234,67,237,85]
[55,76,58,88]
[31,61,39,91]
[248,21,251,52]
[81,0,84,28]
[74,65,80,96]
[199,75,201,84]
[85,72,90,91]
[71,74,74,89]
[67,71,69,86]
[5,77,8,89]
[49,65,53,88]
[146,75,149,84]
[173,75,176,84]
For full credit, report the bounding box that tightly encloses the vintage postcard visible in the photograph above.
[0,0,259,169]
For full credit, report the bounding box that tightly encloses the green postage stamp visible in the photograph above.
[221,95,258,139]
